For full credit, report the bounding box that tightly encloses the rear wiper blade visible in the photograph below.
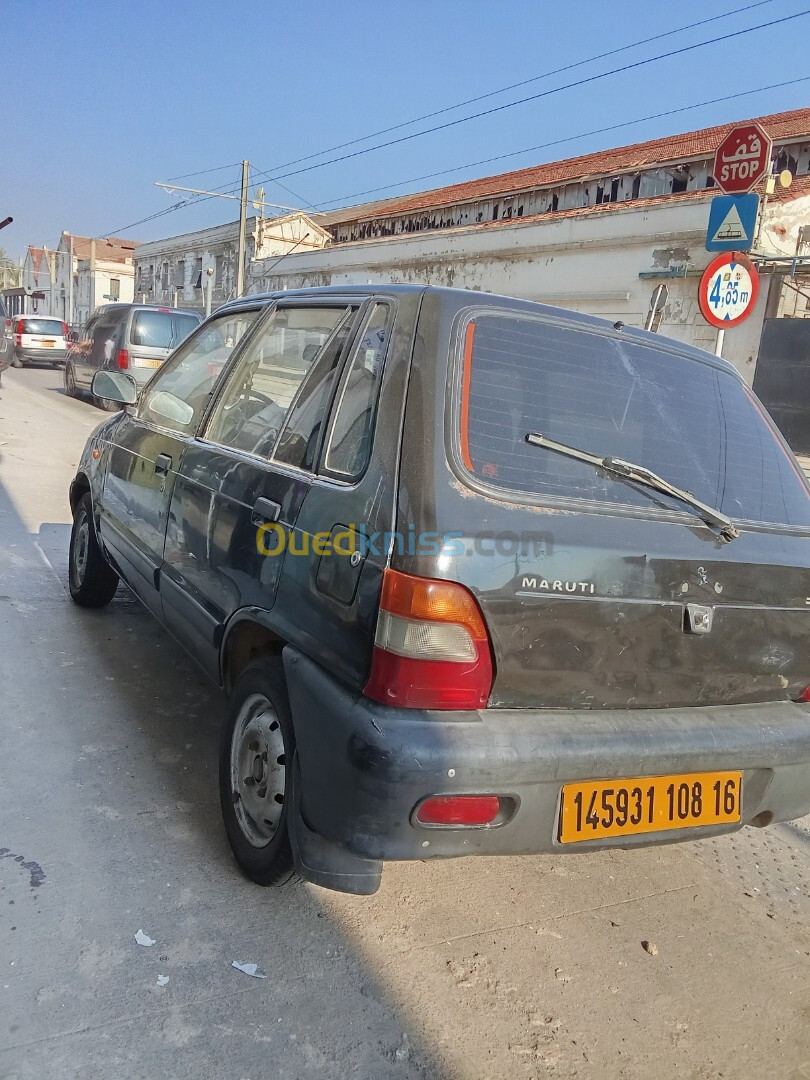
[525,433,740,543]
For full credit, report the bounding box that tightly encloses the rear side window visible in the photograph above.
[21,318,64,336]
[273,310,356,470]
[458,311,810,527]
[323,301,392,480]
[130,310,199,349]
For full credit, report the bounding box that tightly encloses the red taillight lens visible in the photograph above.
[14,332,22,346]
[17,319,25,336]
[62,322,69,337]
[799,686,810,703]
[116,349,129,369]
[364,569,493,710]
[415,795,501,826]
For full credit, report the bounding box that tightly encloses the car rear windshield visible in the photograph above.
[130,311,199,349]
[458,311,810,528]
[22,319,64,336]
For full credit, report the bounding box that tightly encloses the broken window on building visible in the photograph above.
[671,165,689,194]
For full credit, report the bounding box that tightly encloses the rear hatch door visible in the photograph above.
[128,309,201,376]
[438,309,810,709]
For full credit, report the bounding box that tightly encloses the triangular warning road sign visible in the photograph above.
[710,204,749,245]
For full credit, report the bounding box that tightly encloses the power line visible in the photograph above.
[260,0,778,174]
[316,75,810,212]
[260,234,313,274]
[250,168,319,211]
[103,173,245,237]
[260,9,810,185]
[165,161,242,182]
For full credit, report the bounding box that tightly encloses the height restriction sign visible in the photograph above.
[698,252,759,329]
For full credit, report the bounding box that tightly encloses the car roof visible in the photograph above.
[93,303,202,315]
[216,283,741,380]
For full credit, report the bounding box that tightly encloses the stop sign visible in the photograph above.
[712,122,772,195]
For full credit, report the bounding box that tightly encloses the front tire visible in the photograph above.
[95,396,121,413]
[219,657,297,886]
[68,492,119,607]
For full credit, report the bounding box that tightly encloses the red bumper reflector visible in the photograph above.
[415,795,501,826]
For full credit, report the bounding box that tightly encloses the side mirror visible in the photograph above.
[69,330,79,343]
[92,370,137,405]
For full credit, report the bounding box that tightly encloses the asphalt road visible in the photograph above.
[1,365,809,1080]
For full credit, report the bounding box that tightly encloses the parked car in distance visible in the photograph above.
[0,296,10,376]
[9,314,71,368]
[65,303,202,409]
[68,285,810,897]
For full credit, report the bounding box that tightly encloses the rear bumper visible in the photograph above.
[16,346,67,363]
[283,647,810,863]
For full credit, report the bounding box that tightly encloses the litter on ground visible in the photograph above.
[232,961,267,979]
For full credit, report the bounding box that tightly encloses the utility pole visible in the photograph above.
[68,235,74,325]
[154,164,305,303]
[90,237,96,314]
[236,160,249,298]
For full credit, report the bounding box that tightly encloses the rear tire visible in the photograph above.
[219,657,297,887]
[68,492,119,607]
[64,363,77,397]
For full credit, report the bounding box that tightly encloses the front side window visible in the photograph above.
[205,305,353,462]
[323,301,392,479]
[457,311,810,527]
[137,308,261,434]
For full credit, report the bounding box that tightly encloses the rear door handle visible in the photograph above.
[155,453,173,476]
[252,497,281,524]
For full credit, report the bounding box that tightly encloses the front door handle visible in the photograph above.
[155,453,173,476]
[252,497,281,524]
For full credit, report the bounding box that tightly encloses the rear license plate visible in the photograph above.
[41,340,55,347]
[134,358,162,369]
[558,771,741,844]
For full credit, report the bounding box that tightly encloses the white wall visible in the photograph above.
[246,193,810,382]
[74,260,134,324]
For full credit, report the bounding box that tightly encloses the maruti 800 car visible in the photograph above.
[67,285,810,895]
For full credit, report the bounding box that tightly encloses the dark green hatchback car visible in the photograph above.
[68,285,810,895]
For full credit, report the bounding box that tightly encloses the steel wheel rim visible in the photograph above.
[72,513,90,585]
[230,693,286,848]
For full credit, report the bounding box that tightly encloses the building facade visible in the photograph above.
[55,234,137,324]
[134,107,810,389]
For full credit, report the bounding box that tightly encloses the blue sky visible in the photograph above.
[2,0,809,260]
